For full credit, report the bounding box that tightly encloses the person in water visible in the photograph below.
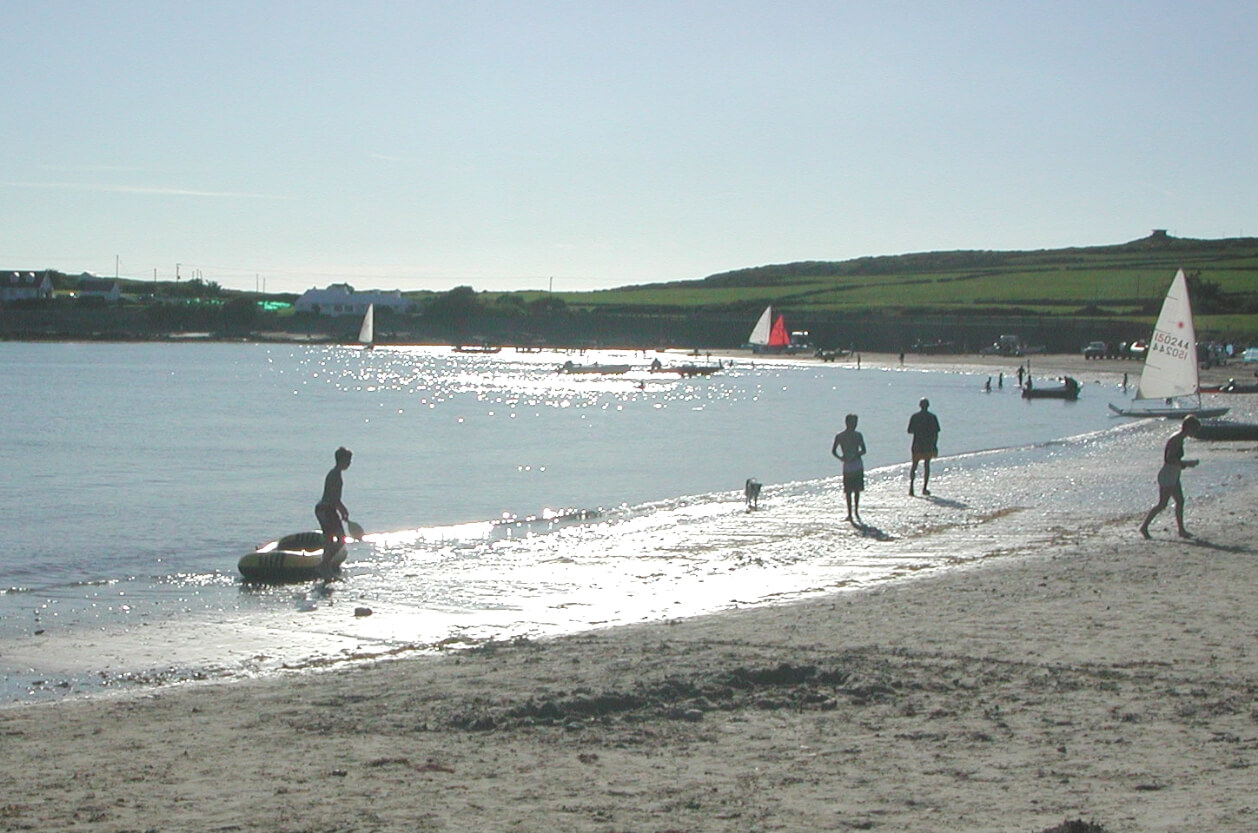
[831,413,867,522]
[316,446,353,575]
[1139,416,1200,539]
[907,398,940,496]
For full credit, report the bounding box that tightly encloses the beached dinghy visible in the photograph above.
[1109,269,1229,419]
[1194,419,1258,442]
[1198,379,1258,394]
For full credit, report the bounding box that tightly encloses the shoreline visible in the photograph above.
[3,349,1255,831]
[7,335,1251,389]
[3,434,1256,830]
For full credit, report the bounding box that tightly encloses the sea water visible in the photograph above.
[1,342,1249,702]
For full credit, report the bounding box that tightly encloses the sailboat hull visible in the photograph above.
[1107,403,1229,419]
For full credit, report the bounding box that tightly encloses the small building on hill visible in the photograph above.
[0,270,54,303]
[294,283,415,317]
[78,276,122,303]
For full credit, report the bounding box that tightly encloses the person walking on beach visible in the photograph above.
[907,398,940,496]
[1139,416,1200,539]
[316,446,353,576]
[831,413,866,522]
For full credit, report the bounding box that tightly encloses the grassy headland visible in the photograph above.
[6,232,1258,349]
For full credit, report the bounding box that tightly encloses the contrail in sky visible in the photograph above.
[0,181,293,199]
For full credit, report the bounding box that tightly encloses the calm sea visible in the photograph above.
[1,342,1245,702]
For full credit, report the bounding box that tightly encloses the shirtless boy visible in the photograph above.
[315,447,352,576]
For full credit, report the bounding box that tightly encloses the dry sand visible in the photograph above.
[2,354,1256,833]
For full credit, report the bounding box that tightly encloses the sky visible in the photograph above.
[2,1,1256,294]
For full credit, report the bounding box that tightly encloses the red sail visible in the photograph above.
[768,315,790,347]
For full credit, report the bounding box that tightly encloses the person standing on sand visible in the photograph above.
[831,414,866,522]
[1139,416,1200,539]
[907,398,940,496]
[316,447,353,576]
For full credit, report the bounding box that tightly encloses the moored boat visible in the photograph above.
[558,360,631,374]
[649,362,720,377]
[1022,377,1080,400]
[357,304,374,350]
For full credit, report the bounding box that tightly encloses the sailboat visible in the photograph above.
[358,304,375,350]
[1108,269,1228,419]
[747,306,791,353]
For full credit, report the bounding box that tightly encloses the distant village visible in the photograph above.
[0,270,413,317]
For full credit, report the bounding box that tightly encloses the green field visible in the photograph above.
[539,235,1258,340]
[17,232,1258,347]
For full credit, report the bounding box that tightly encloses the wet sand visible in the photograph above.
[2,354,1256,833]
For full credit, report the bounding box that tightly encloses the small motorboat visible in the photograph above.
[1022,377,1081,400]
[649,362,720,377]
[558,360,631,375]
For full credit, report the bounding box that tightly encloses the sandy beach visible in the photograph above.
[3,353,1256,833]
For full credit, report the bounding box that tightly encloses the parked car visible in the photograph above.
[1082,341,1108,359]
[1126,340,1148,359]
[1243,347,1258,363]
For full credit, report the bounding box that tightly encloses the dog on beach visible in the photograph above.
[744,478,762,510]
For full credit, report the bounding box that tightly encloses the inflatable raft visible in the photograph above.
[238,531,347,581]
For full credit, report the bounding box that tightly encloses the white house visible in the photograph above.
[294,283,415,317]
[77,276,122,303]
[1,270,54,302]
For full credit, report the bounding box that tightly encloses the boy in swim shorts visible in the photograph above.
[831,413,867,523]
[315,447,352,576]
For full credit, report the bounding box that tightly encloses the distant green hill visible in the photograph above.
[8,232,1258,349]
[554,233,1258,329]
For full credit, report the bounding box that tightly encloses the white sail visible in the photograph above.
[358,304,375,346]
[748,306,773,346]
[1135,269,1197,401]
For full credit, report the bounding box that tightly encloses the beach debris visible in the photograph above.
[354,606,372,617]
[1037,822,1112,833]
[366,757,412,769]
